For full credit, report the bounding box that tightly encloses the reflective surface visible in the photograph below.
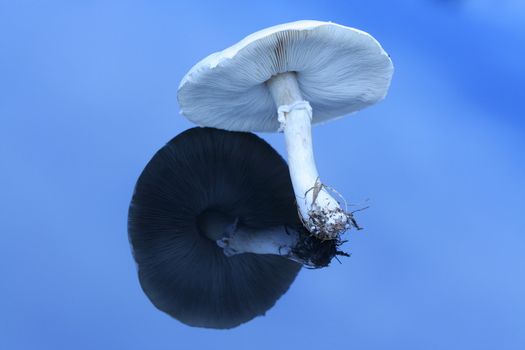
[1,1,524,349]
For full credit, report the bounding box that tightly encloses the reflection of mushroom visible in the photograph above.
[128,127,342,329]
[178,20,393,240]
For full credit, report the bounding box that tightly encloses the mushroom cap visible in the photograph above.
[178,20,394,132]
[128,127,301,329]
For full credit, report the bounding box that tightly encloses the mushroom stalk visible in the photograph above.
[199,211,343,268]
[215,222,343,268]
[217,222,299,258]
[266,72,349,240]
[199,212,298,257]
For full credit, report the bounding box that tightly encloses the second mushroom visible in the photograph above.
[178,20,393,240]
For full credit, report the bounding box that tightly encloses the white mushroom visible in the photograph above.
[178,20,393,240]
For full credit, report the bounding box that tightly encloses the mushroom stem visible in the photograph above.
[199,211,299,257]
[266,72,349,240]
[216,223,344,268]
[197,207,344,267]
[217,222,299,257]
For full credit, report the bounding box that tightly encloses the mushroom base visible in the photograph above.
[292,230,350,268]
[305,204,359,241]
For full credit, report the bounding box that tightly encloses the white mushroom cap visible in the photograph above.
[178,20,394,132]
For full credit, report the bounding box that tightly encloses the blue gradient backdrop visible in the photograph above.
[1,1,524,349]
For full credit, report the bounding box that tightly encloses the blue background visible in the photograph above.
[1,1,524,349]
